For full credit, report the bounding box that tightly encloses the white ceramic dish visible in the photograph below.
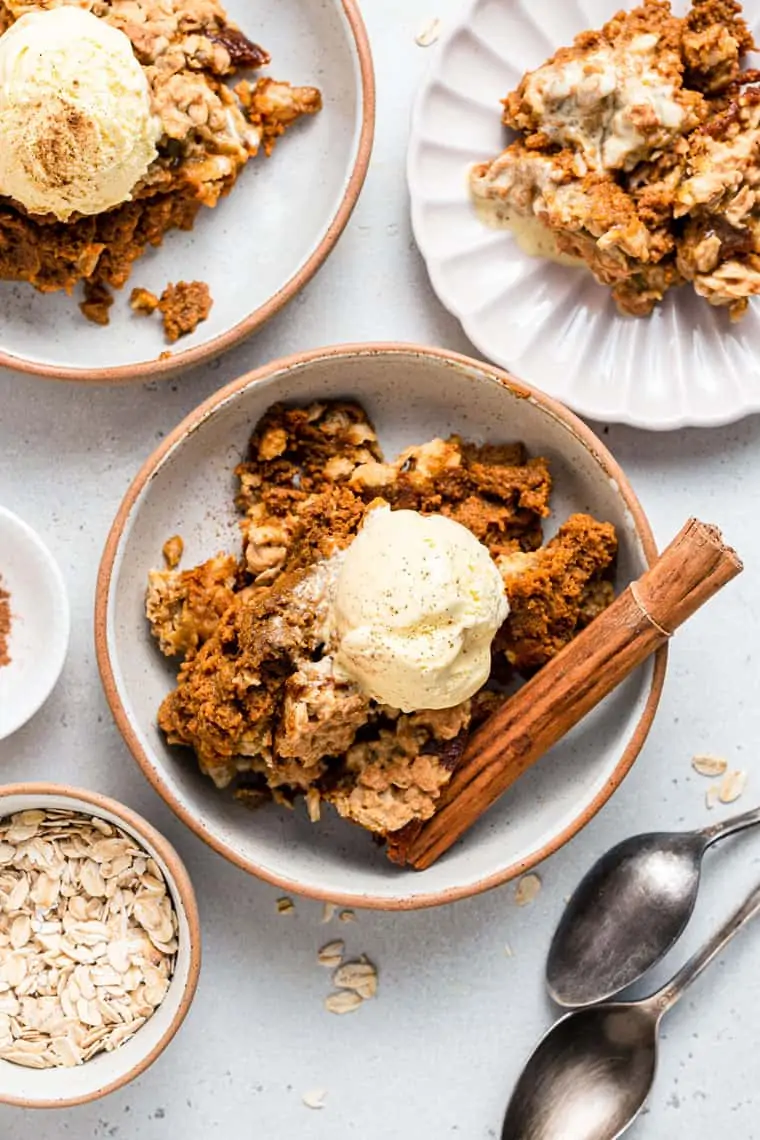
[96,344,666,910]
[408,0,760,430]
[0,784,200,1108]
[0,0,374,382]
[0,507,70,741]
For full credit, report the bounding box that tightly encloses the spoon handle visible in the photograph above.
[700,804,760,848]
[650,880,760,1015]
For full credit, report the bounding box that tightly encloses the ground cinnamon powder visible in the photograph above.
[0,579,11,668]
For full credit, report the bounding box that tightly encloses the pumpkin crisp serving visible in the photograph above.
[0,0,322,326]
[471,0,760,320]
[145,401,619,850]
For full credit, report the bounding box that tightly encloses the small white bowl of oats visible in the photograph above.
[0,784,200,1108]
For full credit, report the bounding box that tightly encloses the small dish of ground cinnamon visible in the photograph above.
[0,506,70,741]
[0,578,11,669]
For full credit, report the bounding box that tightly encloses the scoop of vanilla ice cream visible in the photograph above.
[333,508,509,713]
[0,6,161,220]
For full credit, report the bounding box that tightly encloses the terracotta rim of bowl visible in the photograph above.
[95,343,668,910]
[0,782,201,1108]
[0,0,375,384]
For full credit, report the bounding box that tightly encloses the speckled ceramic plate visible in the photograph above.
[96,344,666,910]
[0,0,374,382]
[408,0,760,430]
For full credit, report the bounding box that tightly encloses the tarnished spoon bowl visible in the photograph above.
[502,1003,657,1140]
[547,806,760,1008]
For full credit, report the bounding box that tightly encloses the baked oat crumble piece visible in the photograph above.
[158,279,212,341]
[502,0,705,173]
[146,551,240,658]
[162,534,184,569]
[130,287,160,316]
[236,77,323,154]
[496,514,618,672]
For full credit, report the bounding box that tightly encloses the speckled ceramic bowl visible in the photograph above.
[0,0,374,382]
[0,507,70,741]
[0,784,200,1108]
[95,344,667,909]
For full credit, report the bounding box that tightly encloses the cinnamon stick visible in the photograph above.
[388,519,742,870]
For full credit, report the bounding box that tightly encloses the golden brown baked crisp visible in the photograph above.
[326,706,472,834]
[496,515,618,672]
[0,0,322,320]
[502,1,705,171]
[158,564,344,789]
[149,400,618,839]
[676,87,760,318]
[472,0,760,319]
[235,402,385,583]
[146,552,241,658]
[683,0,755,92]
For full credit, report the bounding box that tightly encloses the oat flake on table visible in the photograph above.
[514,874,542,907]
[0,809,176,1069]
[692,754,729,778]
[324,990,363,1015]
[719,770,748,804]
[415,17,441,46]
[317,940,345,969]
[333,958,377,1000]
[302,1088,327,1110]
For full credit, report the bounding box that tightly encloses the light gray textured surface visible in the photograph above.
[0,2,759,1136]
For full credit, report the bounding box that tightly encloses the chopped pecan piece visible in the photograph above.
[207,26,270,69]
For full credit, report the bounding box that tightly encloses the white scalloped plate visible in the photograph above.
[408,0,760,430]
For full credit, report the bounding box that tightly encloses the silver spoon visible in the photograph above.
[546,804,760,1008]
[503,877,760,1140]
